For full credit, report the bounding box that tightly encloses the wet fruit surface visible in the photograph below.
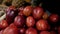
[25,28,37,34]
[36,19,50,30]
[23,6,32,16]
[0,20,8,29]
[3,23,18,34]
[6,9,18,24]
[14,16,25,27]
[33,7,44,19]
[49,14,59,23]
[19,28,25,34]
[0,5,59,34]
[26,16,35,27]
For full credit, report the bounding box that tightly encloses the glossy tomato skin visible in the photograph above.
[40,31,50,34]
[49,14,59,23]
[26,16,35,27]
[19,28,26,34]
[33,7,44,19]
[18,11,24,16]
[0,20,8,29]
[0,30,4,34]
[14,16,25,27]
[23,6,33,16]
[25,28,37,34]
[6,9,19,24]
[3,23,18,34]
[36,19,50,31]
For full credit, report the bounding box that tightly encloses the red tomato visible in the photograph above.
[36,19,50,31]
[3,23,18,34]
[26,16,35,27]
[0,20,8,29]
[49,14,59,23]
[33,7,44,19]
[19,28,25,34]
[14,16,25,27]
[25,28,37,34]
[40,31,50,34]
[23,6,33,16]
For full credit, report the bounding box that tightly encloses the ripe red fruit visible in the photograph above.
[26,16,35,27]
[19,28,25,34]
[42,12,49,20]
[40,31,50,34]
[3,23,18,34]
[18,11,24,16]
[14,16,25,27]
[0,30,4,34]
[49,14,59,23]
[36,19,50,31]
[23,6,33,16]
[25,28,37,34]
[33,7,44,19]
[0,20,8,29]
[6,9,18,24]
[6,6,15,12]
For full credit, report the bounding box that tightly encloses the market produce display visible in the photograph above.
[0,0,60,34]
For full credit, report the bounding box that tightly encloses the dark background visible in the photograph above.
[41,0,60,15]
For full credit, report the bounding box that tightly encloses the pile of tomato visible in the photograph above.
[0,6,60,34]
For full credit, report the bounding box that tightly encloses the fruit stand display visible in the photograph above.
[0,0,60,34]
